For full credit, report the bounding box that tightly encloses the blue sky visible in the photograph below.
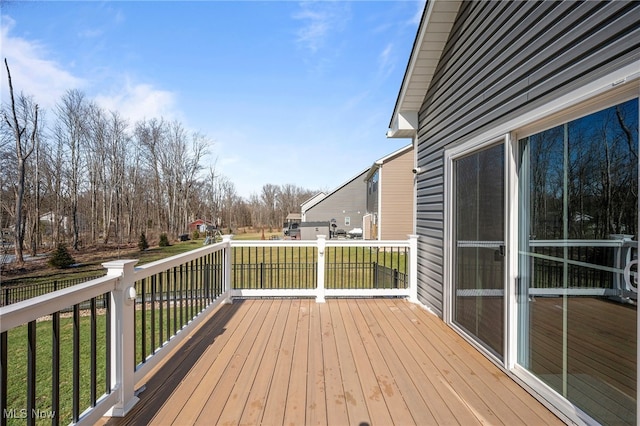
[1,1,422,198]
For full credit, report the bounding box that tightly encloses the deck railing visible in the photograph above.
[1,274,107,307]
[0,235,418,425]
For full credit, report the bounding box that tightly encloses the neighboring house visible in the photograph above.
[302,170,368,237]
[364,144,413,240]
[387,1,639,425]
[40,211,69,233]
[300,192,326,222]
[188,219,213,233]
[284,213,301,227]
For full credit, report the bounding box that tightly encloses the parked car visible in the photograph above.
[283,222,300,238]
[334,229,347,238]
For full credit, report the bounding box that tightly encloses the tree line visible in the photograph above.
[1,60,316,264]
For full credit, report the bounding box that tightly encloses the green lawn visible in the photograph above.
[3,304,200,426]
[4,312,108,425]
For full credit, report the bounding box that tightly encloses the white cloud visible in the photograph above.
[94,79,178,123]
[378,43,395,78]
[293,1,350,53]
[78,28,103,38]
[0,15,86,109]
[1,14,176,124]
[411,1,427,26]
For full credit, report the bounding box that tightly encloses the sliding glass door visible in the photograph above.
[517,98,638,424]
[453,143,505,359]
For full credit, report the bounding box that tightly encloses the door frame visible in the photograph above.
[441,64,638,424]
[443,133,512,366]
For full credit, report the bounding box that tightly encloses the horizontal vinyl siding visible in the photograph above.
[305,172,367,230]
[415,0,640,316]
[380,149,414,240]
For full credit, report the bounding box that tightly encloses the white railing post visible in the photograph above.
[408,235,419,303]
[102,259,140,417]
[316,235,326,303]
[223,235,233,303]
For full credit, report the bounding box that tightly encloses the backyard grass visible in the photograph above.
[4,313,109,425]
[2,231,283,288]
[4,305,199,426]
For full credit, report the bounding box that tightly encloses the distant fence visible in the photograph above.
[0,274,106,306]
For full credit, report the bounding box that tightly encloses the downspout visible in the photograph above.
[412,135,419,235]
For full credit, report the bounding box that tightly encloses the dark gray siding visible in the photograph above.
[415,0,640,316]
[305,170,368,231]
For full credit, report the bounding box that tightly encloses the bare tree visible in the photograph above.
[55,89,89,250]
[2,59,39,265]
[86,102,107,243]
[179,130,209,233]
[278,183,314,221]
[136,118,168,233]
[123,133,143,242]
[27,112,44,256]
[260,184,280,229]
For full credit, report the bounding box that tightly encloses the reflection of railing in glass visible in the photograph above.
[525,235,637,301]
[625,260,638,291]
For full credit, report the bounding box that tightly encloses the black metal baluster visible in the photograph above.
[159,272,164,347]
[173,267,178,335]
[141,278,146,363]
[90,297,97,406]
[27,320,36,426]
[105,293,111,394]
[219,250,224,296]
[194,259,199,314]
[165,271,171,343]
[333,246,337,290]
[276,246,280,289]
[189,260,194,320]
[297,246,301,289]
[204,254,210,304]
[151,275,156,355]
[0,331,6,426]
[179,265,183,330]
[262,246,266,289]
[249,247,254,289]
[404,247,408,288]
[72,305,80,423]
[198,257,203,312]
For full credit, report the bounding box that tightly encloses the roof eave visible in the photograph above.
[365,144,413,181]
[387,0,461,139]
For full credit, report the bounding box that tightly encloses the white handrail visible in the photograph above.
[0,234,419,424]
[0,275,117,333]
[133,239,230,282]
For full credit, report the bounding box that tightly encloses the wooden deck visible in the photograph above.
[100,298,564,426]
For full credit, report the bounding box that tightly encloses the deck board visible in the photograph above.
[360,299,462,425]
[259,299,299,425]
[339,300,416,424]
[388,300,558,425]
[99,298,564,426]
[328,300,370,425]
[282,299,311,426]
[215,300,281,426]
[237,299,289,426]
[305,302,327,426]
[319,302,350,426]
[337,301,404,424]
